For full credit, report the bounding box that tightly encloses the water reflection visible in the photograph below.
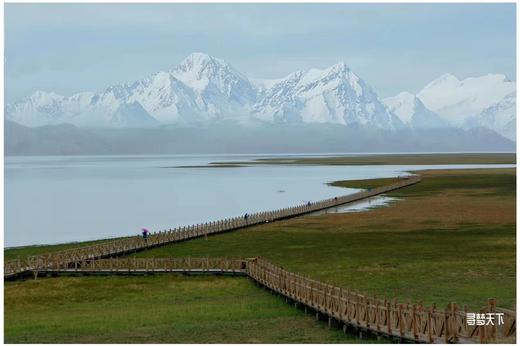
[309,196,400,216]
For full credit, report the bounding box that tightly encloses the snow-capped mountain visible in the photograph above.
[383,92,448,129]
[417,73,516,125]
[6,53,259,127]
[4,54,515,141]
[172,52,257,118]
[5,91,66,127]
[109,102,160,128]
[5,53,401,130]
[464,92,516,141]
[254,63,403,129]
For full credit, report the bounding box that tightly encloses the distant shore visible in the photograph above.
[178,152,516,168]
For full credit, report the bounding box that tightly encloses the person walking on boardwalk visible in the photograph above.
[244,213,249,224]
[141,228,149,241]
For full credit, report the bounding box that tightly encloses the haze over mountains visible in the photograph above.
[5,53,516,154]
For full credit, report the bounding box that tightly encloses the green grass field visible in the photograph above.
[4,167,516,343]
[5,275,361,343]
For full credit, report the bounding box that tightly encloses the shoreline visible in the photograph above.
[5,165,514,254]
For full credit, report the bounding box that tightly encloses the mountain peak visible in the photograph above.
[418,72,516,125]
[383,91,448,128]
[394,91,415,100]
[438,73,458,80]
[176,52,226,73]
[422,73,459,90]
[482,73,511,83]
[28,90,64,104]
[298,62,357,87]
[330,61,349,72]
[184,52,218,62]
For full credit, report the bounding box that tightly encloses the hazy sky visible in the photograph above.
[5,3,516,102]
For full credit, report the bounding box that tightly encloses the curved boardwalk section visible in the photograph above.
[27,256,517,344]
[248,257,516,344]
[5,176,421,278]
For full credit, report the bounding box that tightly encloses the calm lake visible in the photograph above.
[4,154,514,247]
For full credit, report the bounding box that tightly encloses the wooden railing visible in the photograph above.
[39,257,247,275]
[247,257,516,344]
[5,176,421,278]
[31,256,517,344]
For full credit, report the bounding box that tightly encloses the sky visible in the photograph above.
[5,3,516,102]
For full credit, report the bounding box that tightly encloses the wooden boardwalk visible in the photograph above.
[36,257,248,276]
[5,176,421,279]
[33,256,517,344]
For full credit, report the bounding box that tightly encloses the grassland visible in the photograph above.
[4,166,516,343]
[208,153,515,167]
[5,275,357,344]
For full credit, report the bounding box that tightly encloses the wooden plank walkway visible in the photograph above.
[5,176,421,279]
[36,257,248,276]
[248,257,516,344]
[31,256,517,344]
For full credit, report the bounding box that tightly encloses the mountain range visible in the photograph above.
[5,52,517,154]
[5,120,514,156]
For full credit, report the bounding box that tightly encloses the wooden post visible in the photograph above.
[444,304,450,344]
[461,304,468,339]
[412,304,418,341]
[451,302,458,343]
[427,306,433,343]
[479,307,487,344]
[488,298,497,342]
[374,296,380,332]
[398,303,404,338]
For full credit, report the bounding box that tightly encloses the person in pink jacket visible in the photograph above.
[141,228,149,240]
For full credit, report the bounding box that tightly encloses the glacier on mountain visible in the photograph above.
[254,63,402,129]
[417,73,516,125]
[464,92,516,141]
[5,53,516,141]
[5,53,401,130]
[382,92,449,129]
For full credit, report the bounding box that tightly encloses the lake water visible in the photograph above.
[4,154,514,247]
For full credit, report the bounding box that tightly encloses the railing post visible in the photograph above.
[451,302,459,343]
[399,303,404,339]
[488,298,497,342]
[444,304,450,343]
[412,304,418,341]
[479,307,487,344]
[383,298,389,336]
[427,306,433,343]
